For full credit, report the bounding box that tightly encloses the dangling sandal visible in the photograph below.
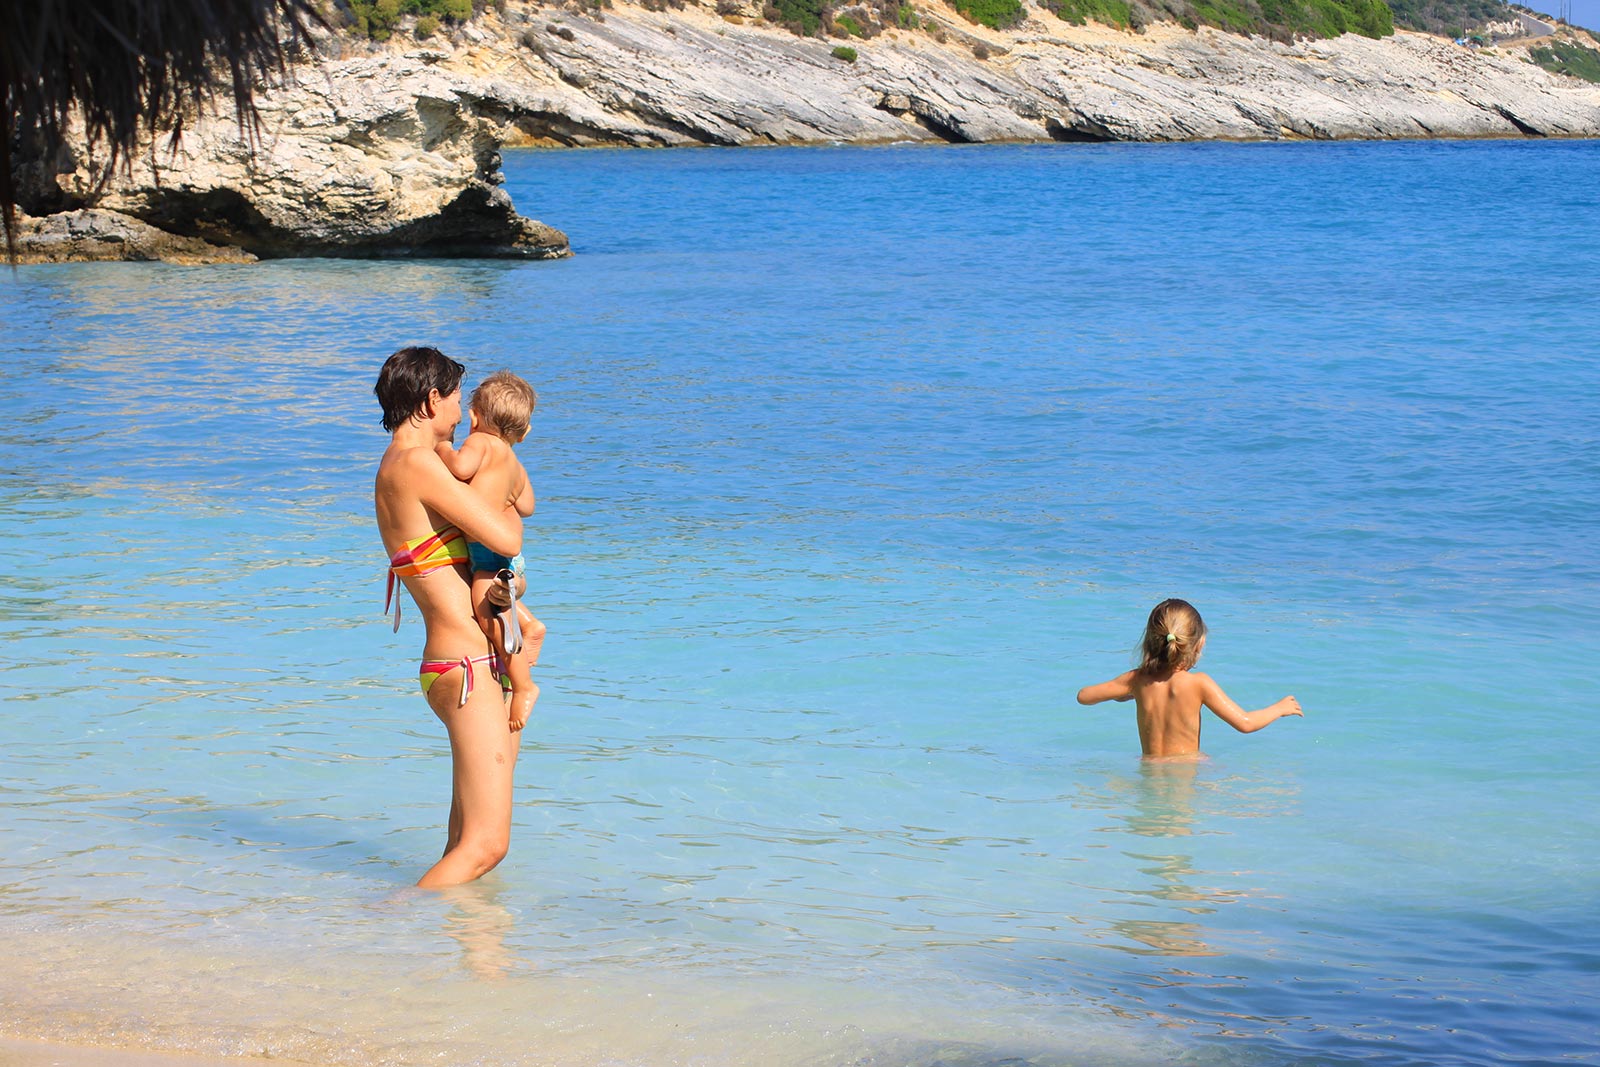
[494,568,523,655]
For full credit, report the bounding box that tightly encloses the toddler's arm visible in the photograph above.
[1196,673,1302,733]
[513,470,535,518]
[436,434,490,482]
[1077,671,1135,705]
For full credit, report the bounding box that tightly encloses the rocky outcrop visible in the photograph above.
[15,50,571,263]
[9,208,258,264]
[12,0,1598,262]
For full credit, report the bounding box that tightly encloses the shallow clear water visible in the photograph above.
[2,139,1597,1067]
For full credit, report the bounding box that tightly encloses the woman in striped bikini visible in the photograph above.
[374,346,527,888]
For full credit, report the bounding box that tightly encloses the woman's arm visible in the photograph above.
[404,450,522,557]
[1077,671,1135,705]
[1197,672,1303,733]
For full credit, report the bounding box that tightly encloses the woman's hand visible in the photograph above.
[484,572,527,608]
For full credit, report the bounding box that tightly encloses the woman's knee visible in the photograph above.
[457,830,511,874]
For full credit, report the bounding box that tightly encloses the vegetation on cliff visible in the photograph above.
[1527,36,1600,80]
[327,0,1597,54]
[1386,0,1508,34]
[339,0,479,39]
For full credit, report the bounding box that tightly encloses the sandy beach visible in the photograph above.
[0,1039,281,1067]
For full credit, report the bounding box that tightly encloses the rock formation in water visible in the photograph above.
[12,50,571,264]
[11,0,1599,262]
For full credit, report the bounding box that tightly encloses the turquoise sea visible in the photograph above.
[2,139,1597,1067]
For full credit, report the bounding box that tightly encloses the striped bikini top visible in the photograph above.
[385,525,469,631]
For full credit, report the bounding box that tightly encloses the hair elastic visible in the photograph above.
[1165,633,1176,643]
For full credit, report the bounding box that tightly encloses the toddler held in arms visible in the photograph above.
[1077,598,1301,759]
[436,371,547,731]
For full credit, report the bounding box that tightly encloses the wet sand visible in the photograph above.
[0,1038,283,1067]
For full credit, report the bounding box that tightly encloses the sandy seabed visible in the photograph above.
[0,1038,279,1067]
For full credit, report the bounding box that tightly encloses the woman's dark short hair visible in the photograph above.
[375,346,466,432]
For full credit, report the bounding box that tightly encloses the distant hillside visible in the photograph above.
[331,0,1392,43]
[327,0,1596,53]
[1386,0,1510,34]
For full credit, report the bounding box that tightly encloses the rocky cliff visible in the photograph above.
[446,3,1600,145]
[12,0,1599,262]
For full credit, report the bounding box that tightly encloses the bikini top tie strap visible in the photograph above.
[384,526,466,633]
[384,569,402,632]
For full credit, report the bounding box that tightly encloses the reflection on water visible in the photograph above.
[440,883,525,981]
[1088,762,1291,959]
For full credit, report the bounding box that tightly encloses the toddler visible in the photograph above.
[1077,598,1301,759]
[436,370,546,731]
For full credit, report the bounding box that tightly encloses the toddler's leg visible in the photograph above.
[506,605,545,731]
[470,572,498,642]
[518,605,546,668]
[505,647,539,732]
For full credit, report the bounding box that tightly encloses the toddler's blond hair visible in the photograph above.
[471,370,536,442]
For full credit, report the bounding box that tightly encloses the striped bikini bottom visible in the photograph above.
[418,652,511,708]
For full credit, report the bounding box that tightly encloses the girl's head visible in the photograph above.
[1137,598,1207,674]
[375,346,465,432]
[470,370,537,443]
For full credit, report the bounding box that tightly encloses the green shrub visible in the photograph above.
[346,0,474,39]
[836,12,865,32]
[832,43,860,58]
[952,0,1026,28]
[1384,0,1504,35]
[1529,40,1600,81]
[1042,0,1133,27]
[896,3,920,25]
[1189,0,1257,31]
[1183,0,1393,37]
[415,13,441,35]
[771,0,826,33]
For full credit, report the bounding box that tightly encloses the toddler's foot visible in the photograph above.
[509,683,540,732]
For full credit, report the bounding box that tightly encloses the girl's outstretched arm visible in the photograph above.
[1077,671,1135,705]
[1196,672,1303,733]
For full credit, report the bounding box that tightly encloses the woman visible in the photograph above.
[374,346,526,888]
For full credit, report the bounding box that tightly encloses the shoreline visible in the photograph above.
[0,1037,286,1067]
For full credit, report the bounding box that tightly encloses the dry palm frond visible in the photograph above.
[2,0,323,260]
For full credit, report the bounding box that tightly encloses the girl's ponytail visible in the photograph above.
[1137,599,1207,675]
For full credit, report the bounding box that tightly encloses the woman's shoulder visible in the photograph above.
[379,442,448,480]
[375,446,457,521]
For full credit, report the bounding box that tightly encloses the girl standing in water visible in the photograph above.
[1077,598,1302,760]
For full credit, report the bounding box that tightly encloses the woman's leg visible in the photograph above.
[419,658,522,888]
